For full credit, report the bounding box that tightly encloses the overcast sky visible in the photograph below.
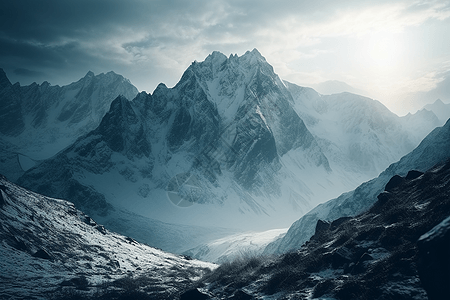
[1,0,449,115]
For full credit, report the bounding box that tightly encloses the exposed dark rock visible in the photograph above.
[375,191,391,205]
[32,249,52,260]
[83,215,97,226]
[312,279,335,298]
[315,219,330,235]
[0,185,6,207]
[384,174,405,192]
[358,252,373,262]
[7,235,29,252]
[417,215,450,300]
[60,276,89,290]
[96,225,107,235]
[330,246,353,269]
[180,288,210,300]
[405,170,423,180]
[330,217,352,231]
[228,289,253,300]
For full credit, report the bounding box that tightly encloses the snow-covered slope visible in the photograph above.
[0,69,138,180]
[183,228,287,263]
[0,175,214,299]
[423,98,450,124]
[265,118,450,255]
[286,82,441,179]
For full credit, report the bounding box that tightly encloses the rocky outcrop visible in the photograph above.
[417,216,450,300]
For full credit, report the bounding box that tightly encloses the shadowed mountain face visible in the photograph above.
[0,69,139,181]
[0,69,138,142]
[198,159,450,299]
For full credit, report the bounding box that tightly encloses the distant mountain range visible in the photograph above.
[312,80,369,96]
[2,49,450,255]
[0,69,138,180]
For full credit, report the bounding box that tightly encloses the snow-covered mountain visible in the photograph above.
[286,84,422,179]
[17,50,337,232]
[312,80,369,97]
[0,69,138,180]
[265,117,450,255]
[16,49,448,254]
[0,174,214,299]
[423,98,450,124]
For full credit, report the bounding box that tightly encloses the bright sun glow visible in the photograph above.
[363,31,406,74]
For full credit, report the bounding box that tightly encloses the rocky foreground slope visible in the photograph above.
[192,159,450,299]
[0,175,214,300]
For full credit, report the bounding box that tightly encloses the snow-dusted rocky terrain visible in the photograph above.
[265,118,450,255]
[14,50,450,259]
[0,69,138,181]
[0,175,214,299]
[196,159,450,299]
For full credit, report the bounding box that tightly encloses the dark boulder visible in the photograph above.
[315,219,330,235]
[405,170,423,180]
[0,184,7,207]
[330,217,352,231]
[0,190,5,208]
[330,247,353,269]
[228,289,253,299]
[384,175,405,192]
[417,215,450,300]
[180,288,210,300]
[32,249,52,260]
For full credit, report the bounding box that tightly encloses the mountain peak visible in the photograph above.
[84,70,95,78]
[0,68,12,89]
[243,48,265,60]
[204,51,228,66]
[250,48,262,57]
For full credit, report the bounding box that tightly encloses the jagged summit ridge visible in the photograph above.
[18,49,336,236]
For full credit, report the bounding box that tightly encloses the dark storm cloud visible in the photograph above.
[0,0,395,65]
[13,68,46,78]
[1,0,449,110]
